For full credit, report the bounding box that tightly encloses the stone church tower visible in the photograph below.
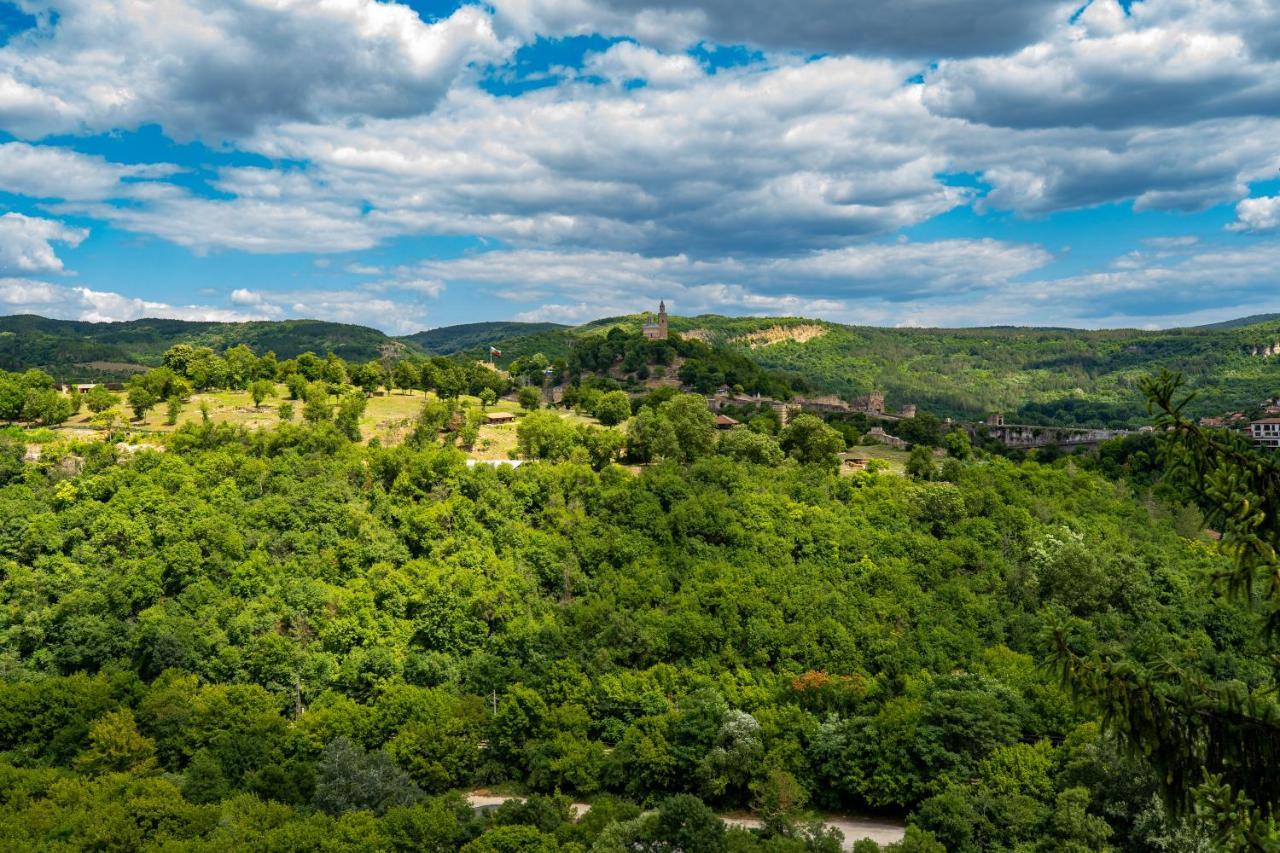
[642,301,669,340]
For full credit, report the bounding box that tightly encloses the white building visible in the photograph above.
[1248,418,1280,448]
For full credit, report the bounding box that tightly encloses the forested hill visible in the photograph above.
[8,311,1280,425]
[0,315,413,378]
[477,313,1280,426]
[400,321,567,355]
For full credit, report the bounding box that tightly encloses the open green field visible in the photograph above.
[38,386,613,457]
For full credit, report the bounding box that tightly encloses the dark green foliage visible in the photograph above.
[1048,370,1280,846]
[313,737,423,816]
[401,321,567,355]
[0,397,1262,848]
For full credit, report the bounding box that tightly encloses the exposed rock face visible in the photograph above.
[735,324,827,348]
[58,455,84,476]
[1250,342,1280,357]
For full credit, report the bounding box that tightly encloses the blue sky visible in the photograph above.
[0,0,1278,332]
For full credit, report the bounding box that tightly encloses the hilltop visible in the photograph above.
[475,313,1280,426]
[400,321,567,355]
[6,311,1280,426]
[0,315,411,378]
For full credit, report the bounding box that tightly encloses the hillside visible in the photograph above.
[0,315,414,379]
[7,311,1280,426]
[474,313,1280,426]
[398,320,566,354]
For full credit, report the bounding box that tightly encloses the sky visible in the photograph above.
[0,0,1278,334]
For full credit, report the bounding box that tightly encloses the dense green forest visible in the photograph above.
[402,322,568,356]
[0,316,412,378]
[0,385,1269,848]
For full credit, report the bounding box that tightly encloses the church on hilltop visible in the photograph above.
[642,301,669,340]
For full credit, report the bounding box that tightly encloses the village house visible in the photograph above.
[1247,418,1280,449]
[714,414,738,429]
[485,411,517,424]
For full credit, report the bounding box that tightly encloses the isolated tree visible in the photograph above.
[392,361,419,395]
[127,386,158,421]
[165,396,182,425]
[223,344,258,389]
[594,390,632,426]
[479,388,497,409]
[518,385,542,412]
[285,373,308,401]
[354,361,385,396]
[84,385,118,414]
[249,379,275,408]
[322,353,348,387]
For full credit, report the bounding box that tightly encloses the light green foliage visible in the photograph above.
[943,429,972,459]
[75,708,157,776]
[717,427,785,466]
[127,385,157,420]
[0,389,1255,851]
[516,410,578,461]
[518,385,542,411]
[84,384,118,414]
[303,382,332,423]
[23,387,78,425]
[779,414,844,468]
[594,390,632,426]
[249,379,275,407]
[644,392,715,463]
[392,360,419,393]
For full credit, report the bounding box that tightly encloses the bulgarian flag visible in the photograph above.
[489,346,502,358]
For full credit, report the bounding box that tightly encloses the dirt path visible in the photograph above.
[722,813,905,849]
[467,793,906,849]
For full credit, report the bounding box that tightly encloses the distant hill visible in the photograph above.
[6,311,1280,427]
[0,315,413,379]
[465,312,1280,427]
[1194,313,1280,330]
[399,321,566,355]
